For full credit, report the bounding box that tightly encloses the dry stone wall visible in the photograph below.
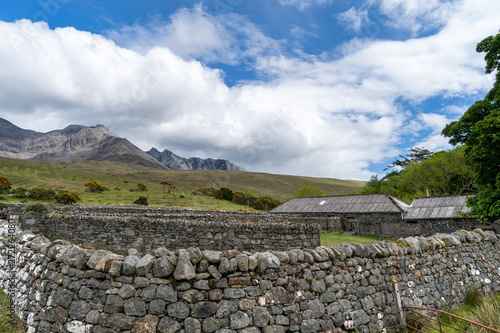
[8,204,321,253]
[1,214,499,333]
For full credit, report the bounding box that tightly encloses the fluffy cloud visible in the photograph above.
[337,7,369,32]
[0,0,498,180]
[279,0,333,11]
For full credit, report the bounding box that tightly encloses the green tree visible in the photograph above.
[293,185,326,198]
[442,30,500,222]
[133,196,149,206]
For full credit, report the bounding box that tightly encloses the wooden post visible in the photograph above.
[392,279,406,327]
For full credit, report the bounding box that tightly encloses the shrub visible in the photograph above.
[137,183,147,191]
[232,191,247,205]
[133,196,149,206]
[293,184,326,198]
[215,187,233,201]
[24,203,50,214]
[115,186,121,191]
[11,187,28,198]
[192,187,218,196]
[55,190,78,205]
[0,174,12,194]
[28,187,56,200]
[85,180,109,192]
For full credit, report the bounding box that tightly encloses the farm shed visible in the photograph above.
[270,194,411,237]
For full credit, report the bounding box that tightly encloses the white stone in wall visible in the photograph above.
[65,320,93,333]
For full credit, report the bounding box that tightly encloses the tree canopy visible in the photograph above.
[441,30,500,222]
[293,184,326,198]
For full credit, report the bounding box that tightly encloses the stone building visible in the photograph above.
[270,194,410,237]
[270,194,494,238]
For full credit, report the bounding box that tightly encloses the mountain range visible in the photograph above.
[0,118,245,171]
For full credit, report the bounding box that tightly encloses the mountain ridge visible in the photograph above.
[0,118,245,171]
[147,148,246,171]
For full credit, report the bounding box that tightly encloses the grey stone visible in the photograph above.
[253,306,270,327]
[109,260,123,276]
[64,246,90,269]
[141,284,157,300]
[184,317,201,333]
[187,247,203,264]
[84,310,100,325]
[107,313,137,330]
[230,311,250,329]
[326,302,340,316]
[135,254,155,276]
[301,319,319,333]
[124,297,147,316]
[218,257,230,274]
[167,301,191,319]
[118,284,136,299]
[79,286,93,300]
[68,300,91,320]
[216,300,238,318]
[224,288,246,299]
[123,255,140,275]
[311,279,326,293]
[208,265,222,280]
[202,317,221,333]
[202,250,221,263]
[265,287,293,305]
[192,301,219,318]
[157,285,178,302]
[134,276,150,288]
[174,252,196,280]
[263,325,286,333]
[240,327,260,333]
[149,299,167,315]
[158,317,181,333]
[352,309,370,326]
[104,295,124,313]
[54,288,74,308]
[307,299,325,318]
[128,248,140,256]
[182,289,205,304]
[154,247,170,257]
[87,250,113,269]
[235,254,249,272]
[153,256,175,278]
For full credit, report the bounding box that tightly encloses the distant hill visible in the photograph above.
[147,148,246,171]
[0,118,243,171]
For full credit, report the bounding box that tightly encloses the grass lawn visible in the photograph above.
[0,289,24,333]
[410,292,500,332]
[320,231,394,247]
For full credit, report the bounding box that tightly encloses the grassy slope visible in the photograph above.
[320,231,394,247]
[0,157,365,208]
[0,289,24,333]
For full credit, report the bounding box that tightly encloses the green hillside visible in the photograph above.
[0,157,365,209]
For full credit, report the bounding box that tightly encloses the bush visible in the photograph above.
[215,187,233,201]
[232,191,247,205]
[85,180,109,192]
[137,183,147,191]
[11,187,28,198]
[0,174,12,194]
[24,203,50,214]
[55,190,78,205]
[133,196,149,206]
[192,187,217,196]
[28,187,56,200]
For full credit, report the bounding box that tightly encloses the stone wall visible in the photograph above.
[1,214,499,333]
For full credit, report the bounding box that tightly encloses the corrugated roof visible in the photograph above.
[270,194,410,214]
[405,195,473,220]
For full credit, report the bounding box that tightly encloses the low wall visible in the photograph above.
[25,214,320,253]
[1,214,499,333]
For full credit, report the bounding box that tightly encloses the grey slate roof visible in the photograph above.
[270,194,410,214]
[405,195,473,220]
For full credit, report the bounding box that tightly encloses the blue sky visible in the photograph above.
[0,0,498,180]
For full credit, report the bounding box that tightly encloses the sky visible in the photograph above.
[0,0,498,180]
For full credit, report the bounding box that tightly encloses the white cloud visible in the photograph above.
[373,0,456,35]
[0,0,498,180]
[337,7,369,32]
[279,0,333,11]
[106,4,282,65]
